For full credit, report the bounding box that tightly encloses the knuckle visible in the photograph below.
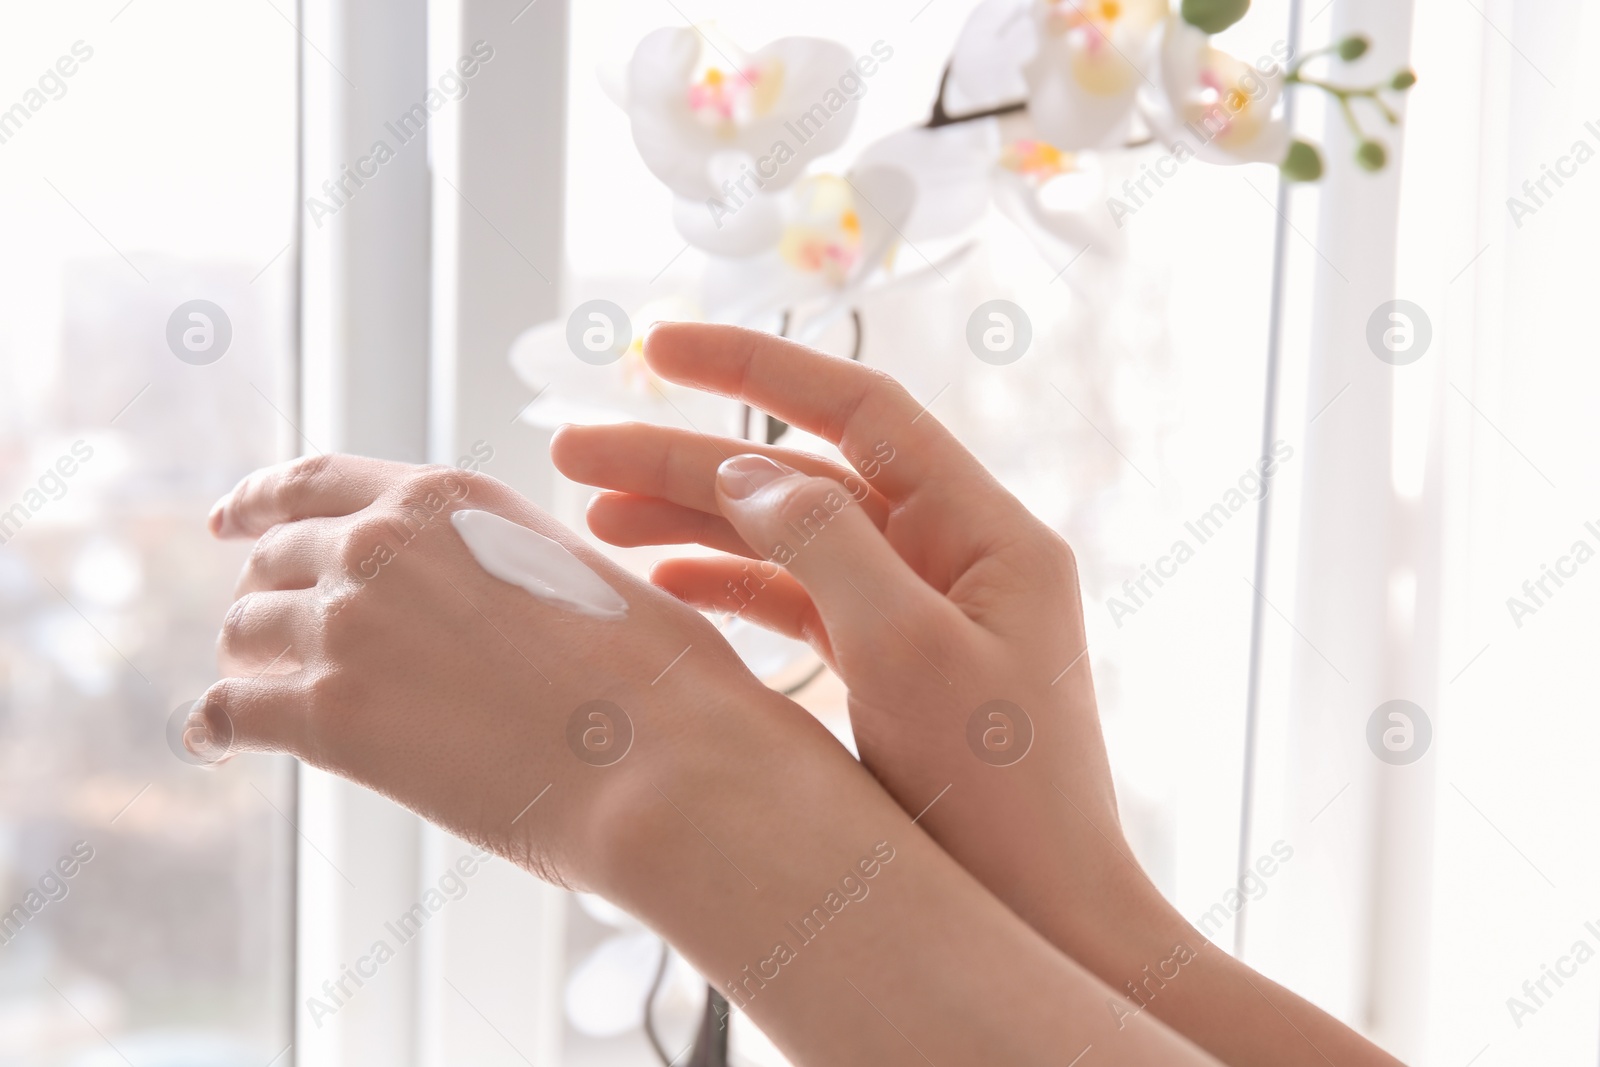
[394,464,470,509]
[1019,526,1079,590]
[242,521,290,576]
[774,476,851,524]
[197,679,244,747]
[218,595,255,648]
[201,677,237,717]
[771,476,855,532]
[338,516,393,573]
[281,452,334,493]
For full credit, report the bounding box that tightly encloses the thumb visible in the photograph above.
[715,453,960,683]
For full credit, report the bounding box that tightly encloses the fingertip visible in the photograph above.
[641,320,718,378]
[207,496,226,537]
[187,685,237,765]
[548,423,578,471]
[581,490,625,540]
[640,319,677,371]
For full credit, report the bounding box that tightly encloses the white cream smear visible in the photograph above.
[450,509,628,619]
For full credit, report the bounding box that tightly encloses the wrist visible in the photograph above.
[580,672,846,904]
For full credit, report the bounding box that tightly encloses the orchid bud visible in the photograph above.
[1181,0,1251,34]
[1337,36,1370,61]
[1281,140,1325,182]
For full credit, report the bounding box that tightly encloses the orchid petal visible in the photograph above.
[673,190,783,256]
[948,0,1036,111]
[1154,16,1289,165]
[1022,0,1169,150]
[853,123,999,242]
[509,300,740,432]
[626,28,862,200]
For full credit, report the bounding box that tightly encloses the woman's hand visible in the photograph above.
[552,322,1404,1067]
[203,454,756,891]
[552,323,1152,960]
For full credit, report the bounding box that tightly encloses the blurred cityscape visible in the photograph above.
[0,254,296,1064]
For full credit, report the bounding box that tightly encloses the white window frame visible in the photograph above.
[295,0,572,1062]
[1240,0,1442,1060]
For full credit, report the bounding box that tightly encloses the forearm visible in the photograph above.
[933,784,1404,1067]
[585,691,1221,1067]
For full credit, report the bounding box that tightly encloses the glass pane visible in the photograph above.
[0,3,297,1063]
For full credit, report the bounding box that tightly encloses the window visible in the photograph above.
[14,1,1591,1063]
[0,2,298,1062]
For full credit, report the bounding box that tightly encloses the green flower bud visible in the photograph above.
[1181,0,1251,34]
[1356,140,1387,171]
[1391,69,1417,90]
[1281,140,1325,182]
[1337,36,1370,61]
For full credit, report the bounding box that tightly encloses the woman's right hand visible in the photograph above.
[552,323,1156,967]
[554,323,1404,1067]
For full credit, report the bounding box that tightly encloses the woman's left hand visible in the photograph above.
[202,454,760,892]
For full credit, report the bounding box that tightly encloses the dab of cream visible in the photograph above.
[450,510,628,619]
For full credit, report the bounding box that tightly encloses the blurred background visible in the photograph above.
[0,0,1597,1064]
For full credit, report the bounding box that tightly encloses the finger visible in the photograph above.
[234,517,341,596]
[210,454,405,539]
[551,421,890,530]
[643,322,1003,509]
[587,492,756,558]
[191,674,306,761]
[713,453,967,679]
[650,556,831,660]
[217,590,312,676]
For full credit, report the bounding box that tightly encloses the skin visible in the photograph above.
[204,451,1221,1066]
[551,321,1406,1067]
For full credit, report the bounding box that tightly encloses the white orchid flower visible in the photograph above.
[990,129,1116,274]
[702,122,996,337]
[509,295,741,434]
[947,0,1037,112]
[1023,0,1171,149]
[1152,16,1290,165]
[625,26,863,206]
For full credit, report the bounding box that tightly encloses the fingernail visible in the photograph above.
[184,705,227,765]
[718,454,794,499]
[207,495,228,536]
